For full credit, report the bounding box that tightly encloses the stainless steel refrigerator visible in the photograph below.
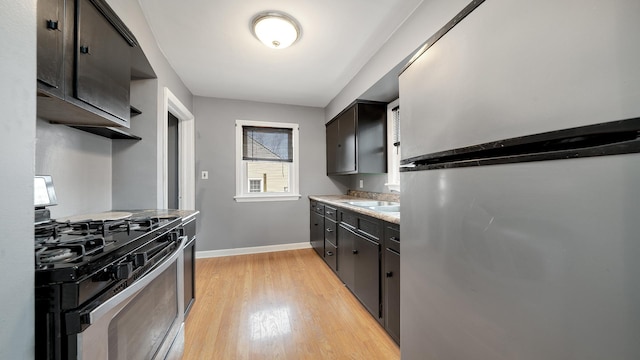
[399,0,640,359]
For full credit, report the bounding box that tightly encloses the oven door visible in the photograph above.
[77,236,186,360]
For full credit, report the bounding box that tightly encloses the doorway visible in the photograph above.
[160,87,195,210]
[167,112,179,209]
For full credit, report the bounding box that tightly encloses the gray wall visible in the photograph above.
[323,0,472,194]
[107,0,194,210]
[36,120,112,218]
[325,0,470,120]
[0,1,36,359]
[194,97,346,251]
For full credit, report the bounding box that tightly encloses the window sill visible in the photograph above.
[234,194,302,202]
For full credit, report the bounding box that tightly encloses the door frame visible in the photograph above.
[159,87,195,210]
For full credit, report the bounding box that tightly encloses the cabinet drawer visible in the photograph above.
[325,219,337,246]
[340,210,357,229]
[358,216,381,241]
[324,206,337,221]
[385,226,400,253]
[324,241,337,272]
[312,202,325,215]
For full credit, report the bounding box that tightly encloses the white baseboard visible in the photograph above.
[196,242,312,259]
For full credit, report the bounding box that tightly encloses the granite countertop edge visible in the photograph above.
[112,209,200,222]
[308,195,400,225]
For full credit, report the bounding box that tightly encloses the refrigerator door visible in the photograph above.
[399,0,640,161]
[400,154,640,360]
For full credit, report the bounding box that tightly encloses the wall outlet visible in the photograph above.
[359,179,364,188]
[201,171,209,180]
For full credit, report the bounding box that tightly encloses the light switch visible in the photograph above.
[359,179,364,188]
[201,171,209,180]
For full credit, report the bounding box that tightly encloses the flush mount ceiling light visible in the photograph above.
[251,11,301,49]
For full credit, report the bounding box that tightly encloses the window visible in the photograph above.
[248,179,263,192]
[386,99,400,192]
[235,120,300,202]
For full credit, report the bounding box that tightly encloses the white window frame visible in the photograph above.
[235,119,301,202]
[386,99,401,192]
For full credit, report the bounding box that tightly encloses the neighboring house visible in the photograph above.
[245,137,290,193]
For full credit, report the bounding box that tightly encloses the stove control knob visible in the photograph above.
[166,231,178,243]
[113,262,133,280]
[130,253,147,268]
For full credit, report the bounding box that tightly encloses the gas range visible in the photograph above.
[33,176,188,359]
[34,213,184,359]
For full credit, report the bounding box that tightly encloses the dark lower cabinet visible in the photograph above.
[183,218,197,317]
[353,234,381,318]
[338,224,380,319]
[310,211,324,258]
[324,241,337,272]
[310,201,399,343]
[183,236,196,316]
[384,248,400,344]
[337,225,355,290]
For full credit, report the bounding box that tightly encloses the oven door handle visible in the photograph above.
[86,236,185,325]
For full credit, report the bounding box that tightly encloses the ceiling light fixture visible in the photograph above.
[251,11,301,50]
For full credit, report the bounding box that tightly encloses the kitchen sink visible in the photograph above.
[346,200,399,207]
[347,201,400,213]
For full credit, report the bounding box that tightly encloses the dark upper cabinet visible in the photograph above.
[37,0,65,97]
[36,0,155,135]
[75,0,131,121]
[326,101,387,175]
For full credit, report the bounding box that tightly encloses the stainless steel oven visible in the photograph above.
[77,235,186,359]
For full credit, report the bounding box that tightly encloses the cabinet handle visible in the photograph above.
[80,46,90,54]
[390,236,399,242]
[326,228,333,233]
[326,251,334,256]
[386,271,393,278]
[46,20,59,30]
[352,249,358,255]
[326,211,333,215]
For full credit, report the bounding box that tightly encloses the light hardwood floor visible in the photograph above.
[183,248,400,359]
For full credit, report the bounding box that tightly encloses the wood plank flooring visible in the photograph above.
[183,249,400,359]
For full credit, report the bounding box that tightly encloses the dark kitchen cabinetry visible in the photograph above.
[36,0,155,138]
[326,101,387,175]
[337,209,382,321]
[183,216,197,317]
[310,201,325,258]
[75,0,131,121]
[37,0,65,99]
[383,224,400,344]
[309,200,400,342]
[324,206,338,272]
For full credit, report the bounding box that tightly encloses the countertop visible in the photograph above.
[309,195,400,225]
[113,209,199,223]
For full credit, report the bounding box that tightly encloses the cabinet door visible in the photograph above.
[354,234,380,318]
[183,237,196,317]
[337,225,355,290]
[336,106,357,173]
[326,119,339,175]
[37,0,64,95]
[310,211,324,258]
[76,0,131,122]
[384,248,400,343]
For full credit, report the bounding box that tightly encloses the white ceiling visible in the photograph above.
[137,0,422,107]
